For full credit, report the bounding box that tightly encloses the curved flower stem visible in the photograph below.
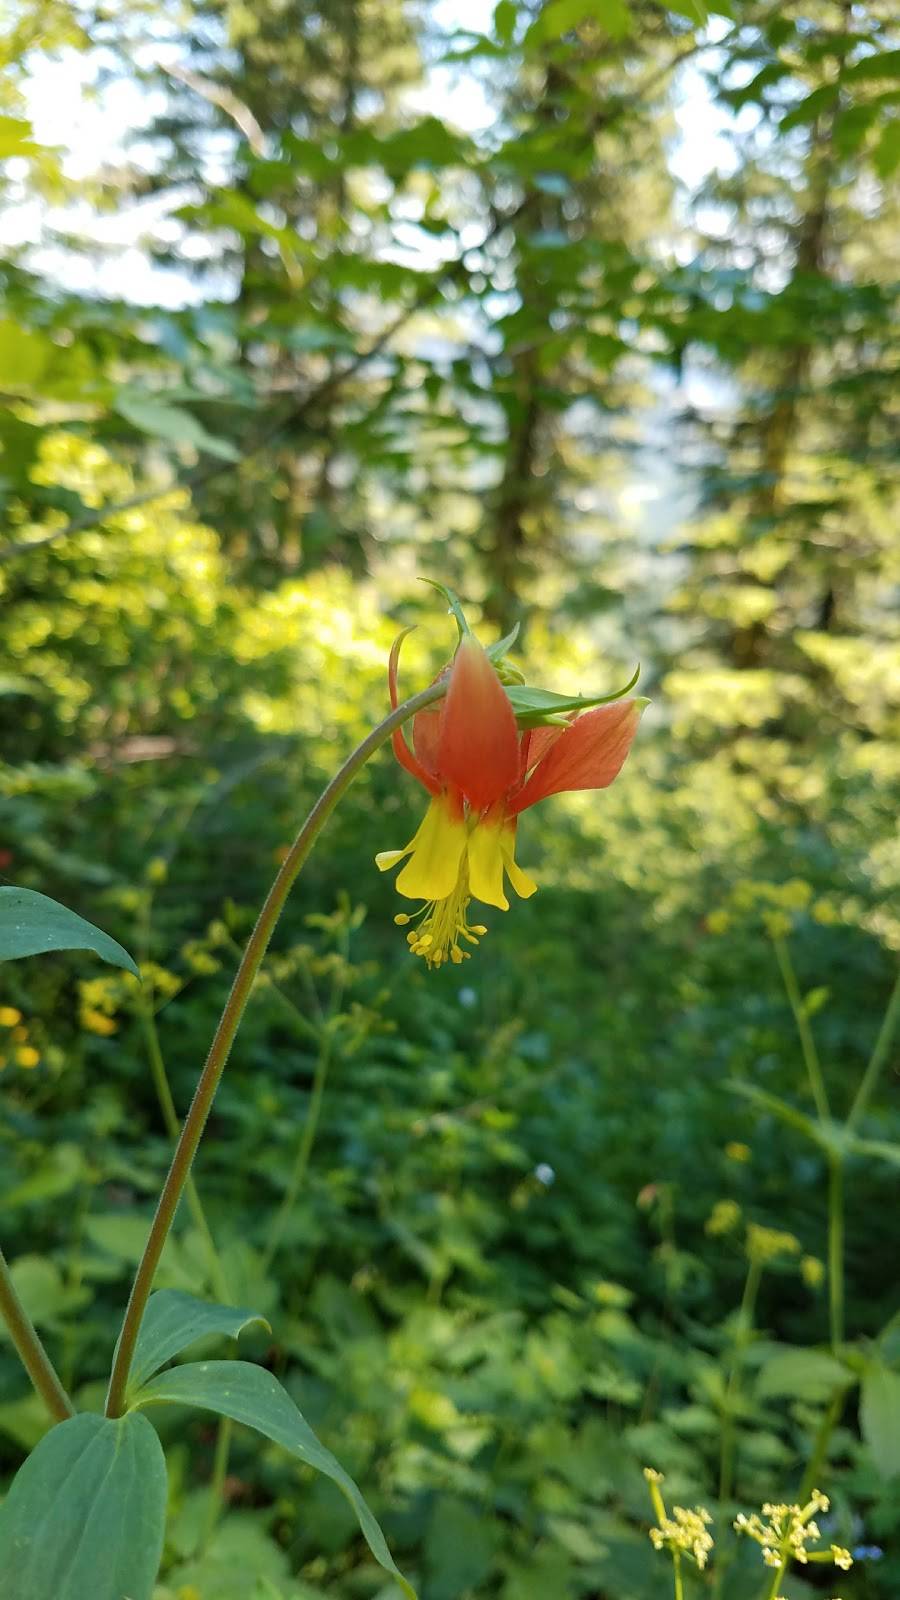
[0,1247,74,1422]
[773,936,830,1123]
[847,966,900,1131]
[105,679,446,1418]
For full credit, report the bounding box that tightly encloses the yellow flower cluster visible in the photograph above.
[801,1254,825,1289]
[734,1491,852,1576]
[79,964,181,1035]
[746,1223,801,1267]
[643,1469,714,1571]
[0,1007,40,1069]
[725,1141,751,1162]
[706,1199,742,1237]
[706,878,841,940]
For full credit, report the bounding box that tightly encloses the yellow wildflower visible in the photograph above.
[801,1255,825,1289]
[0,1006,22,1026]
[706,909,731,934]
[15,1046,40,1069]
[734,1492,852,1578]
[746,1224,801,1267]
[706,1199,742,1237]
[81,1008,119,1037]
[725,1141,751,1162]
[644,1468,714,1572]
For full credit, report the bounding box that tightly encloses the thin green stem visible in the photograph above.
[847,967,900,1130]
[827,1153,844,1350]
[715,1260,762,1600]
[773,936,830,1123]
[0,1247,74,1421]
[202,1415,234,1548]
[673,1550,684,1600]
[261,1030,333,1274]
[798,1389,844,1501]
[104,678,445,1418]
[138,1003,230,1304]
[762,1559,788,1600]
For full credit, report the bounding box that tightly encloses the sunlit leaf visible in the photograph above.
[0,887,139,976]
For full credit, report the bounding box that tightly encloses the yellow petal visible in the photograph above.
[502,828,538,900]
[395,796,467,900]
[375,847,411,872]
[468,819,509,910]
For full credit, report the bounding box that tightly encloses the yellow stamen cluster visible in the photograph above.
[394,858,488,968]
[734,1491,851,1575]
[643,1468,714,1571]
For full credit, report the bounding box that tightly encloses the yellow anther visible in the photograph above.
[394,913,411,925]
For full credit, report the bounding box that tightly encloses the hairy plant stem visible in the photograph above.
[104,679,445,1418]
[0,1246,74,1421]
[773,936,830,1123]
[847,966,900,1130]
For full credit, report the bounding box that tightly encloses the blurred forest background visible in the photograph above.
[1,0,899,1596]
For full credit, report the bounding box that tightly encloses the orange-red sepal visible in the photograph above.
[437,635,521,812]
[509,699,641,814]
[388,629,440,795]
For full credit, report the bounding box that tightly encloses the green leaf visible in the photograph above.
[663,0,708,25]
[755,1346,852,1403]
[486,622,521,663]
[843,47,900,83]
[780,85,839,134]
[114,392,239,461]
[421,578,471,638]
[127,1289,271,1395]
[874,121,900,178]
[860,1363,900,1478]
[505,664,641,726]
[0,887,139,976]
[0,114,39,160]
[494,0,518,44]
[0,1412,167,1600]
[527,0,633,45]
[133,1360,416,1597]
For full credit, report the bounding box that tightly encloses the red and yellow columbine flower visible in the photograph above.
[376,631,643,967]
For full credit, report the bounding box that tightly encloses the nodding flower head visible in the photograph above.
[377,627,643,969]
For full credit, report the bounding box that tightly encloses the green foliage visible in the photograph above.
[2,0,900,1595]
[0,888,139,975]
[134,1361,416,1598]
[127,1290,271,1395]
[0,1412,167,1600]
